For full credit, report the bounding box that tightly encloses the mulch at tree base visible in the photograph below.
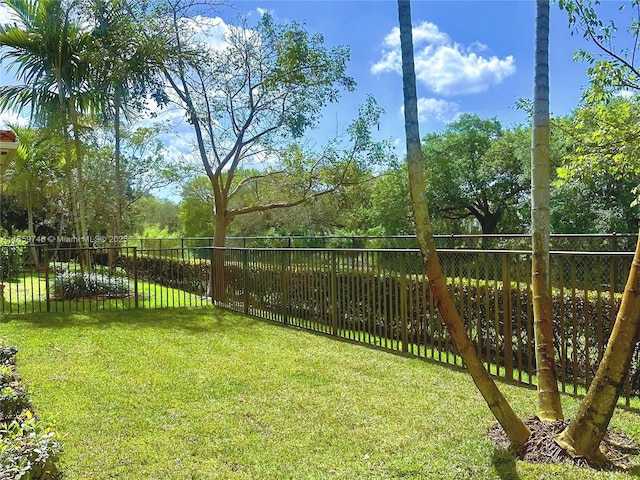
[488,416,640,472]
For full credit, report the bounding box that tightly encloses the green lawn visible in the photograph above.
[1,307,639,479]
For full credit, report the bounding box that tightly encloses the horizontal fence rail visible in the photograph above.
[17,234,633,252]
[213,247,638,404]
[1,242,637,403]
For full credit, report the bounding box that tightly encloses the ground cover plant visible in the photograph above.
[0,344,62,479]
[1,307,639,479]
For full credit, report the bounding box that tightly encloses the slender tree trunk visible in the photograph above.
[69,99,90,268]
[109,91,124,273]
[531,0,563,421]
[398,0,530,450]
[555,234,640,466]
[26,183,39,268]
[114,89,123,233]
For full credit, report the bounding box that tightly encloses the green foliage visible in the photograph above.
[0,414,63,480]
[0,342,62,479]
[367,168,414,236]
[0,386,30,419]
[116,253,209,295]
[221,259,638,396]
[0,238,27,282]
[423,114,530,234]
[553,98,640,230]
[52,272,132,300]
[558,0,640,102]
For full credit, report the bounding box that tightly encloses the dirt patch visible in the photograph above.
[488,416,640,472]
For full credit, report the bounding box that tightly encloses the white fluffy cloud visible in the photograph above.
[372,21,516,96]
[416,98,460,123]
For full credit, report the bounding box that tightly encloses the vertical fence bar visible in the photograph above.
[331,251,338,336]
[400,251,408,353]
[243,249,249,315]
[44,246,51,313]
[502,254,513,380]
[133,247,139,309]
[281,249,290,325]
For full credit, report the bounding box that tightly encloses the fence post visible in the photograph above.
[133,247,139,309]
[281,249,290,324]
[331,251,338,336]
[400,251,409,353]
[44,246,50,313]
[502,254,513,380]
[612,233,619,293]
[243,249,249,315]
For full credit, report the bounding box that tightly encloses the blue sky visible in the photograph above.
[216,0,600,145]
[0,0,625,197]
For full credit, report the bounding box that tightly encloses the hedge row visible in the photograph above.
[222,264,639,395]
[115,254,210,295]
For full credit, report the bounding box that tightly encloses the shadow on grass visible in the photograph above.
[491,449,521,480]
[0,306,263,334]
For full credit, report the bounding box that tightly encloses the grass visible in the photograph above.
[1,307,639,479]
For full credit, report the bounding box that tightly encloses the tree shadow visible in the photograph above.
[0,306,263,334]
[491,448,521,480]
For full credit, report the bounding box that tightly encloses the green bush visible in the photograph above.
[116,254,210,295]
[0,344,63,479]
[0,413,63,480]
[0,386,30,419]
[0,238,27,282]
[52,272,132,300]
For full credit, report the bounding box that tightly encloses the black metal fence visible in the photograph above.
[213,247,638,404]
[1,241,638,403]
[0,245,211,314]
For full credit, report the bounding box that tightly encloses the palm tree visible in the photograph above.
[531,0,563,421]
[397,0,530,449]
[0,0,93,250]
[85,0,165,237]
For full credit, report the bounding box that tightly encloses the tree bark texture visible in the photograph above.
[531,0,564,421]
[556,234,640,465]
[398,0,530,450]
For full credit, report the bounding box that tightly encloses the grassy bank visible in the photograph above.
[1,307,638,479]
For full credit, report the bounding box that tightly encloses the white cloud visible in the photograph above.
[0,110,27,130]
[399,98,460,126]
[372,21,516,96]
[416,98,460,123]
[180,15,232,52]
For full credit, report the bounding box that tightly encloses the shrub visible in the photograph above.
[0,386,30,419]
[51,272,132,300]
[0,238,27,282]
[0,412,63,480]
[0,365,13,385]
[0,345,63,479]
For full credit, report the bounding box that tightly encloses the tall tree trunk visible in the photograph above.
[209,177,227,302]
[109,91,124,273]
[69,99,90,268]
[531,0,563,421]
[397,0,530,450]
[26,184,39,268]
[556,234,640,466]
